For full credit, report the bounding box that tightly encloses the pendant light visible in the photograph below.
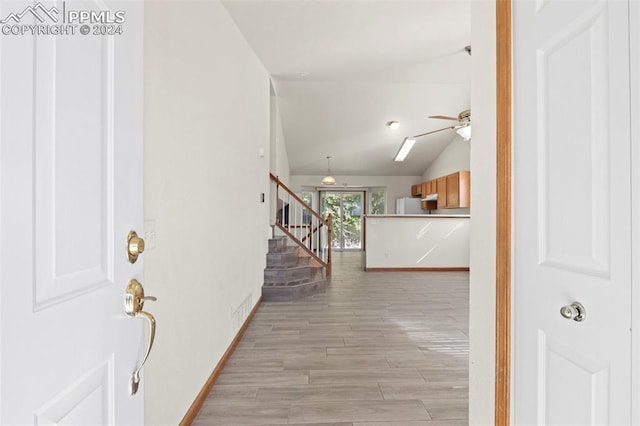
[321,156,336,185]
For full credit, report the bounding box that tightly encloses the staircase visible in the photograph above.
[263,174,332,302]
[262,235,327,301]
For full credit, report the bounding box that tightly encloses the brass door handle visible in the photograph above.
[125,279,157,395]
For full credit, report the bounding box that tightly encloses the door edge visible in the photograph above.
[495,0,512,424]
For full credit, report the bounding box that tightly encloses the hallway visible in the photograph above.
[193,252,469,425]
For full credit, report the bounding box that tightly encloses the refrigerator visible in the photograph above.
[395,197,424,214]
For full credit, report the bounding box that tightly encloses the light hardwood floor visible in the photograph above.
[193,251,469,426]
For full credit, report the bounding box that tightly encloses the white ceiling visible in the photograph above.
[222,0,471,176]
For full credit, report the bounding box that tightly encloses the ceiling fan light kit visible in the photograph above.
[456,125,471,141]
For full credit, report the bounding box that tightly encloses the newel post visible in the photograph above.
[274,175,279,225]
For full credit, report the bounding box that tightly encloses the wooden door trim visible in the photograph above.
[495,0,512,425]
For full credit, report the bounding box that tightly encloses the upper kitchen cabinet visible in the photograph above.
[430,171,470,209]
[436,177,447,209]
[427,180,437,195]
[445,171,470,208]
[423,180,433,196]
[412,173,469,209]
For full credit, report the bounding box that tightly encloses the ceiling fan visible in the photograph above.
[414,109,472,140]
[394,109,472,161]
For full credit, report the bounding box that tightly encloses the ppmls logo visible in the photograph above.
[1,2,126,36]
[0,3,59,24]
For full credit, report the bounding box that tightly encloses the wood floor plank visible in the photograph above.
[380,383,468,400]
[192,400,290,425]
[354,422,466,426]
[282,354,389,370]
[214,371,308,386]
[422,399,469,421]
[255,384,383,402]
[309,368,425,384]
[288,400,431,423]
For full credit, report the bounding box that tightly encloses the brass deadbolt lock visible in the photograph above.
[127,231,145,264]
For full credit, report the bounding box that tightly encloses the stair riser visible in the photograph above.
[262,280,326,302]
[264,266,312,284]
[266,252,299,268]
[268,236,288,253]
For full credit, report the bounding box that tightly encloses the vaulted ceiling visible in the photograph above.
[223,0,471,176]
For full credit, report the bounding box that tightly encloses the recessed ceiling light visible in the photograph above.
[387,120,400,130]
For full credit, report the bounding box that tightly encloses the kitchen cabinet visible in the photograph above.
[437,177,447,209]
[445,171,470,208]
[421,199,437,210]
[411,173,469,209]
[447,173,460,207]
[425,172,470,209]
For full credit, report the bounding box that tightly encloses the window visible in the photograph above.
[368,190,386,214]
[300,191,313,224]
[300,191,313,207]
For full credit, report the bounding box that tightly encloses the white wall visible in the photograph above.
[289,175,422,214]
[270,90,291,184]
[422,135,471,180]
[469,1,497,424]
[421,135,471,215]
[144,2,270,424]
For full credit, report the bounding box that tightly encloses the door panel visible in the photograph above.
[513,1,631,424]
[539,331,609,425]
[35,28,115,307]
[34,361,113,424]
[536,3,611,276]
[0,0,145,423]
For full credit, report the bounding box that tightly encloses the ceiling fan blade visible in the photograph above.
[428,115,459,121]
[413,125,457,138]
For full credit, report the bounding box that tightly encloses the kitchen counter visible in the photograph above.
[365,215,470,271]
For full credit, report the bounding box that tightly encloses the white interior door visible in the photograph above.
[513,1,632,424]
[0,0,145,423]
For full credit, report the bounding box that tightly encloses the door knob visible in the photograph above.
[560,301,586,322]
[127,231,145,264]
[125,279,157,395]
